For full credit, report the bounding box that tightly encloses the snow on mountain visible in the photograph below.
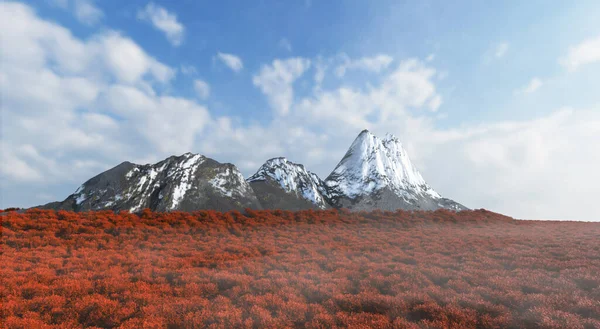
[247,157,329,209]
[38,129,466,213]
[209,166,253,198]
[325,130,437,197]
[122,152,207,212]
[324,130,465,211]
[48,152,262,212]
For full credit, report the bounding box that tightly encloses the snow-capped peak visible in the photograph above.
[247,157,328,208]
[325,130,440,200]
[62,152,263,213]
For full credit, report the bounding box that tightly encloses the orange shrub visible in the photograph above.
[0,208,598,328]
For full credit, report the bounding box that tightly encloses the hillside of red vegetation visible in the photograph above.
[1,208,599,328]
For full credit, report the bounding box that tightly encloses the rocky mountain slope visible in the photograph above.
[41,153,262,212]
[39,130,466,212]
[324,130,466,211]
[247,157,330,210]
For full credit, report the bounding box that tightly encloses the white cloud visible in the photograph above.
[279,38,292,52]
[48,0,103,25]
[426,54,435,62]
[98,32,175,84]
[104,86,211,153]
[253,57,311,115]
[515,77,543,95]
[0,147,43,182]
[335,53,393,77]
[560,34,600,72]
[419,108,600,221]
[137,2,185,46]
[216,52,244,72]
[74,0,103,25]
[0,1,206,190]
[193,79,210,100]
[291,58,441,138]
[495,42,509,58]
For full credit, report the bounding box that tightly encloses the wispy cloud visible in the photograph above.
[495,42,509,58]
[194,79,210,100]
[483,42,509,64]
[74,0,103,25]
[253,57,311,115]
[514,77,543,95]
[137,3,185,46]
[560,34,600,72]
[335,54,393,77]
[279,38,292,52]
[49,0,103,25]
[216,52,244,72]
[180,64,197,75]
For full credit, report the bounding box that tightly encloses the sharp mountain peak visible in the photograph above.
[39,130,466,212]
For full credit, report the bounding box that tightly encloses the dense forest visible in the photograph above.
[1,208,599,328]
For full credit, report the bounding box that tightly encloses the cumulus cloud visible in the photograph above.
[335,53,393,77]
[252,57,311,115]
[98,32,176,83]
[560,34,600,72]
[0,1,207,193]
[514,77,543,95]
[103,86,210,153]
[193,79,210,100]
[137,2,185,46]
[216,52,244,72]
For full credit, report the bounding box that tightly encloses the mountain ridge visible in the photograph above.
[38,130,467,212]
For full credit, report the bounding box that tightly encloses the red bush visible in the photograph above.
[1,208,598,328]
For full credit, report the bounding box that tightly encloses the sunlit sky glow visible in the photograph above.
[1,0,600,220]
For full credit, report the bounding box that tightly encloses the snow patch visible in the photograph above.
[210,167,250,197]
[170,154,205,209]
[75,193,87,205]
[126,167,139,179]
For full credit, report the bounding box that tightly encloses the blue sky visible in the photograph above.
[2,0,600,220]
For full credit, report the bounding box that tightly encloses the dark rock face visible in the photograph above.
[40,153,262,212]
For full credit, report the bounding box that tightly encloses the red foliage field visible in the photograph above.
[1,208,599,328]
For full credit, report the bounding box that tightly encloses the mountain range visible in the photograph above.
[39,130,467,212]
